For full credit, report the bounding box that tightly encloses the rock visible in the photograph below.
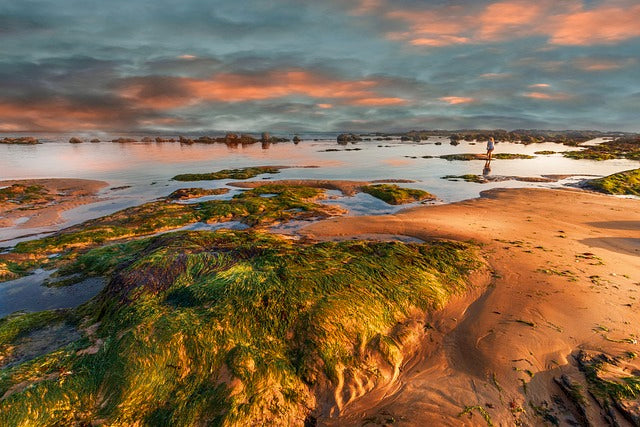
[141,137,153,142]
[337,133,362,144]
[179,136,194,144]
[90,138,100,143]
[293,135,301,144]
[1,137,40,145]
[261,132,270,143]
[69,137,83,144]
[111,138,137,143]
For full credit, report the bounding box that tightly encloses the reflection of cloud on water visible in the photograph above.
[383,158,412,167]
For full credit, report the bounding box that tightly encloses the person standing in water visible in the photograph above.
[486,137,495,160]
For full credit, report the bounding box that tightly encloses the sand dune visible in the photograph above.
[302,188,640,426]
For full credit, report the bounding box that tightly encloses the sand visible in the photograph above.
[0,178,107,229]
[301,188,640,426]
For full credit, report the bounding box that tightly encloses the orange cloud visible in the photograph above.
[573,57,636,71]
[523,91,571,101]
[529,83,551,88]
[549,3,640,45]
[439,96,475,105]
[378,0,640,48]
[316,103,334,109]
[0,101,126,131]
[120,69,408,108]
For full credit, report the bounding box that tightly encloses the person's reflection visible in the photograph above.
[482,159,492,176]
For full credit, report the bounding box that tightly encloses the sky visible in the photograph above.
[1,0,639,133]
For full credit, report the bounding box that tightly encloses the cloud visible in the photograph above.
[572,57,637,71]
[549,3,640,45]
[119,69,409,108]
[522,91,571,101]
[370,0,640,48]
[439,96,476,105]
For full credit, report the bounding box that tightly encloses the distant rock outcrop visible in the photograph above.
[1,137,40,145]
[69,137,83,144]
[90,138,101,143]
[111,138,137,143]
[337,133,362,144]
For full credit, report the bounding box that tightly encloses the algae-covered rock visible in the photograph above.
[0,230,481,426]
[361,184,435,204]
[584,169,640,196]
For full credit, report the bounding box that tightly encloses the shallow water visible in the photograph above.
[1,133,639,243]
[0,270,106,317]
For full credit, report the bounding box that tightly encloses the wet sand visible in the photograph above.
[301,188,640,426]
[0,178,107,229]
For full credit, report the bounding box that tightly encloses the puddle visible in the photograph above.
[0,270,106,318]
[0,322,81,369]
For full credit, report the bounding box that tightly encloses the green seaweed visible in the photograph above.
[584,168,640,196]
[0,230,481,425]
[1,184,343,281]
[172,166,284,181]
[442,174,486,183]
[564,135,640,161]
[439,153,534,161]
[166,187,230,200]
[360,184,435,205]
[0,184,52,205]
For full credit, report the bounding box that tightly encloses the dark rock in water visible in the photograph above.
[400,136,411,141]
[1,137,40,144]
[337,133,362,144]
[261,132,270,143]
[179,136,194,144]
[112,137,137,143]
[90,138,100,143]
[450,140,460,146]
[141,137,153,142]
[69,137,83,144]
[155,137,171,142]
[293,135,301,144]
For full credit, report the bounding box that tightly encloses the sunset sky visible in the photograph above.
[1,0,639,132]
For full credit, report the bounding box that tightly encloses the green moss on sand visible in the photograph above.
[440,153,534,161]
[2,184,344,280]
[0,184,52,205]
[564,135,640,161]
[0,229,481,425]
[166,187,230,200]
[534,150,556,155]
[442,175,486,183]
[360,184,435,204]
[584,169,640,196]
[173,166,285,181]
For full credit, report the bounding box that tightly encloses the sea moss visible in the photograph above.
[173,166,285,181]
[0,184,52,205]
[360,184,435,205]
[0,230,481,426]
[442,175,486,183]
[564,136,640,161]
[584,169,640,196]
[2,184,344,280]
[166,188,230,200]
[439,153,534,161]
